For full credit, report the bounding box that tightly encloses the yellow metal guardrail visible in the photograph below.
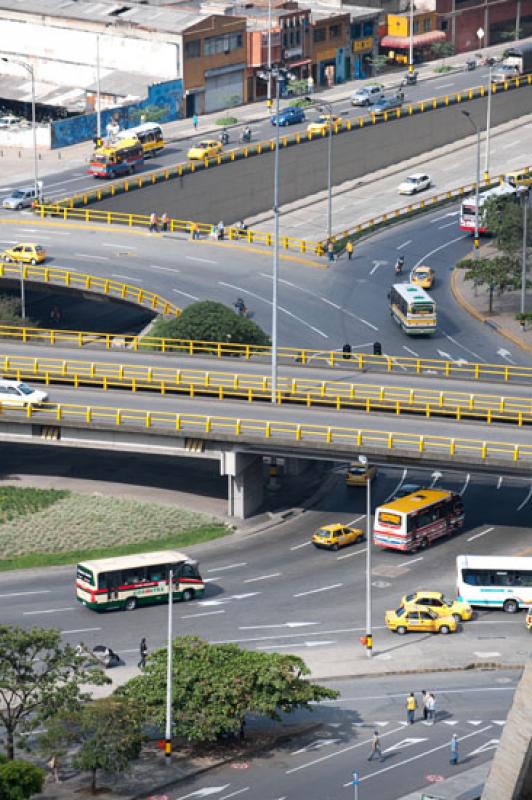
[0,263,180,317]
[0,325,531,383]
[7,401,532,465]
[34,204,322,256]
[3,354,532,425]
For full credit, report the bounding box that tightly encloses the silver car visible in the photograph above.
[351,84,385,106]
[2,187,38,210]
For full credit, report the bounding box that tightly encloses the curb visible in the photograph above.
[451,267,532,354]
[315,661,526,683]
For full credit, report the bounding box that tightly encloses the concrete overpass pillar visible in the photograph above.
[284,458,314,476]
[222,451,264,519]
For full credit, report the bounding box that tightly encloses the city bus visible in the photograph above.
[76,550,205,611]
[116,122,164,157]
[389,283,437,335]
[456,555,532,613]
[87,137,144,178]
[374,489,465,552]
[459,182,524,234]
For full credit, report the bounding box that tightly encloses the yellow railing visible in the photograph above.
[0,325,530,383]
[3,354,531,425]
[0,263,180,317]
[8,401,532,464]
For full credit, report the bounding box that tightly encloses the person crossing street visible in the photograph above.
[406,692,417,724]
[368,730,384,762]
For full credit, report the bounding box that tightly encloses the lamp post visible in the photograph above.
[96,34,101,140]
[521,189,529,316]
[164,569,174,765]
[461,110,481,253]
[306,98,334,241]
[358,455,372,658]
[408,0,414,75]
[267,0,273,108]
[484,62,493,179]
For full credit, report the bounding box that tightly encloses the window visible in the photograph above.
[122,567,146,585]
[185,39,201,58]
[147,564,164,582]
[351,22,361,38]
[329,24,341,39]
[413,21,419,34]
[314,28,326,42]
[204,32,243,56]
[423,18,431,32]
[441,20,449,31]
[181,563,198,579]
[363,21,373,36]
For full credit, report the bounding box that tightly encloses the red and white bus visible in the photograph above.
[459,182,523,234]
[373,489,464,552]
[88,137,144,179]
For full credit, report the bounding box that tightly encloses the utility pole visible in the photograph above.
[164,569,174,765]
[461,110,481,253]
[521,189,529,316]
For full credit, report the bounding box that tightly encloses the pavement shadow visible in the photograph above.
[373,632,433,657]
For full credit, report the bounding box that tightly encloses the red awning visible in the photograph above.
[381,31,446,49]
[288,58,312,68]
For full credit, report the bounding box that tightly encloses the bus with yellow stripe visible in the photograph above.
[116,122,164,157]
[374,489,464,552]
[389,283,437,335]
[76,550,205,611]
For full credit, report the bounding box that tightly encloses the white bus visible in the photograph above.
[459,182,524,234]
[76,550,204,612]
[389,283,437,335]
[456,555,532,613]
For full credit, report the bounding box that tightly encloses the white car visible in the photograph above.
[0,115,21,129]
[398,173,431,195]
[492,64,519,83]
[351,84,385,106]
[0,380,48,408]
[2,187,39,210]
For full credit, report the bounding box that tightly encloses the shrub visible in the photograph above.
[149,301,270,347]
[216,116,238,126]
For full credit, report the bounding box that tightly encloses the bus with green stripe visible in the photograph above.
[76,550,205,611]
[389,283,437,335]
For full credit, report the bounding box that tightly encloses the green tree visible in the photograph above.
[119,636,338,744]
[150,300,270,347]
[458,255,518,312]
[483,195,531,258]
[38,698,142,795]
[431,41,456,65]
[0,625,109,760]
[0,759,44,800]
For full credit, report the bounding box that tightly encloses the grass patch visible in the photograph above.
[216,116,238,126]
[0,490,230,570]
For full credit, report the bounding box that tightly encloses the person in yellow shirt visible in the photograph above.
[346,240,353,260]
[406,692,417,724]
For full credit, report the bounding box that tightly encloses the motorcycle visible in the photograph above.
[395,256,404,275]
[234,298,248,317]
[241,128,252,143]
[219,130,229,145]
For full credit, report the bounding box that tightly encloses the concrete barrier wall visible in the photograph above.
[89,85,532,224]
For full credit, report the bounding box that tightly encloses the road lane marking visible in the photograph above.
[329,686,517,703]
[212,624,387,645]
[384,468,408,502]
[150,264,180,273]
[24,607,75,615]
[290,542,311,550]
[0,590,51,598]
[181,610,226,619]
[402,346,419,356]
[398,556,423,567]
[467,527,494,542]
[243,573,281,583]
[186,256,218,264]
[459,473,471,495]
[61,627,102,634]
[220,789,250,800]
[342,308,379,331]
[497,476,503,489]
[239,622,318,630]
[113,274,143,282]
[397,240,412,249]
[320,297,341,309]
[347,515,365,526]
[336,548,365,560]
[413,234,469,269]
[74,253,109,260]
[346,725,493,785]
[294,583,343,598]
[102,243,137,249]
[173,289,199,301]
[517,484,532,511]
[207,562,247,573]
[438,221,457,229]
[286,724,406,774]
[257,640,336,650]
[433,82,455,89]
[444,333,483,362]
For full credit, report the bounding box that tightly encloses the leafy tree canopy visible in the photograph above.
[0,759,44,800]
[150,301,270,347]
[458,255,518,312]
[0,625,109,760]
[119,636,338,743]
[483,195,531,257]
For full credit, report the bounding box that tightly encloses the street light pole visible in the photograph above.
[306,99,334,240]
[272,74,280,403]
[267,0,272,107]
[164,569,174,765]
[521,189,529,316]
[408,0,414,75]
[365,470,372,657]
[96,34,102,140]
[484,64,492,179]
[461,110,481,253]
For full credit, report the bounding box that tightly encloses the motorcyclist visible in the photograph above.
[219,128,229,145]
[242,126,252,143]
[234,297,247,316]
[395,255,405,274]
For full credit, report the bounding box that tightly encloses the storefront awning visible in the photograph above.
[381,30,446,49]
[288,58,312,68]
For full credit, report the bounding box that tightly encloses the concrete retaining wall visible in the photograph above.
[88,85,532,224]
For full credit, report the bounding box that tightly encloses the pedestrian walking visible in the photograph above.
[210,223,217,240]
[217,220,225,240]
[138,637,147,670]
[427,693,436,725]
[327,240,335,263]
[421,690,428,721]
[192,113,198,130]
[368,730,384,762]
[161,211,169,232]
[450,733,459,765]
[190,221,199,240]
[149,211,158,233]
[346,240,353,260]
[406,692,417,725]
[48,756,60,783]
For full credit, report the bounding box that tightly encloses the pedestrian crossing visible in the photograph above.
[352,719,506,727]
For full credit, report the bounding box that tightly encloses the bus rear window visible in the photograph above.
[378,512,402,527]
[411,303,434,315]
[77,565,94,585]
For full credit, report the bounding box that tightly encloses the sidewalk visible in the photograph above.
[1,35,526,187]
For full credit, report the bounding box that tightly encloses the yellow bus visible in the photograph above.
[88,137,144,178]
[374,489,464,552]
[117,123,164,157]
[389,283,437,335]
[76,550,205,611]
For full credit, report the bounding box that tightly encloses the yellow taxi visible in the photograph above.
[312,523,364,551]
[505,169,532,188]
[187,139,223,160]
[385,606,458,635]
[401,591,473,622]
[345,463,377,487]
[526,606,532,631]
[307,114,343,135]
[1,242,46,265]
[410,265,435,289]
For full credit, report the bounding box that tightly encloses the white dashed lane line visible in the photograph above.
[467,526,495,542]
[293,583,343,598]
[173,289,199,301]
[243,573,281,584]
[207,562,247,573]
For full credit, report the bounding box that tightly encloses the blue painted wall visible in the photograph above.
[51,78,183,149]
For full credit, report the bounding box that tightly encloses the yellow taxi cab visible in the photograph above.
[385,606,457,635]
[526,606,532,631]
[401,591,473,622]
[410,265,435,289]
[505,169,532,188]
[312,523,364,551]
[187,140,223,160]
[307,114,343,135]
[1,242,47,265]
[345,463,377,487]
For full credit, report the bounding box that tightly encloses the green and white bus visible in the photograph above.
[389,283,437,335]
[76,550,205,612]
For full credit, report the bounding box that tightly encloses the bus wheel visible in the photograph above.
[124,597,137,611]
[396,626,407,635]
[503,599,519,614]
[182,589,194,602]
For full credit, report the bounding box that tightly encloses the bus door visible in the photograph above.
[103,570,121,601]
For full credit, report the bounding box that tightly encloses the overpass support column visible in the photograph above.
[222,451,264,519]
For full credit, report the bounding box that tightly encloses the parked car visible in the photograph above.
[271,107,306,126]
[2,186,39,210]
[351,84,385,106]
[373,95,404,116]
[398,173,431,195]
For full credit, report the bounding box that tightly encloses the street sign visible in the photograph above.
[352,771,360,785]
